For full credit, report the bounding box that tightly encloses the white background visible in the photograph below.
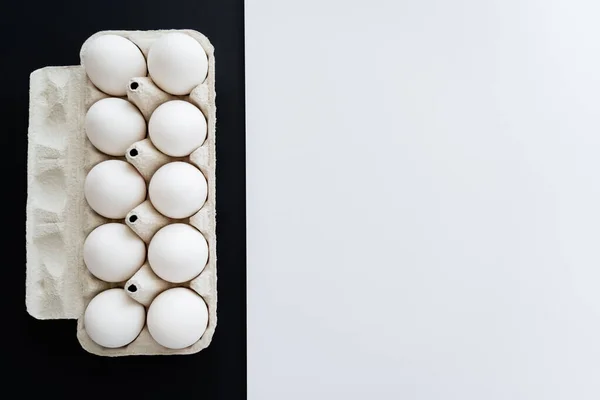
[245,1,600,398]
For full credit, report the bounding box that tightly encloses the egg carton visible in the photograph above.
[26,29,217,356]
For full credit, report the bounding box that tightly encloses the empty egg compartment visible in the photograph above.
[26,29,217,357]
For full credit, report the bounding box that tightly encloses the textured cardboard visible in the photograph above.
[26,30,217,356]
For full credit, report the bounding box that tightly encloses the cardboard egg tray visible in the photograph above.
[26,30,217,356]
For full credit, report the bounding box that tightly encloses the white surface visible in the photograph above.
[246,1,600,399]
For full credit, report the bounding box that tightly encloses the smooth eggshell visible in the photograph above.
[149,162,207,219]
[149,100,207,157]
[86,98,146,156]
[85,160,147,219]
[84,223,146,282]
[84,289,146,348]
[82,34,147,96]
[147,288,208,349]
[148,223,208,283]
[147,32,208,95]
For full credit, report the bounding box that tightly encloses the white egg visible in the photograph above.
[84,288,145,348]
[149,162,207,219]
[147,288,208,349]
[84,223,146,282]
[82,34,147,96]
[148,224,208,283]
[149,100,207,157]
[85,98,146,156]
[85,160,147,219]
[147,33,208,95]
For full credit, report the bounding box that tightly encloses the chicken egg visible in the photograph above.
[82,34,147,96]
[148,223,208,283]
[85,160,147,219]
[149,100,207,157]
[147,32,208,95]
[149,162,207,219]
[84,223,146,282]
[86,98,146,156]
[147,288,208,349]
[84,288,145,348]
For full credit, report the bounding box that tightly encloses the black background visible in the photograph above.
[3,1,246,398]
